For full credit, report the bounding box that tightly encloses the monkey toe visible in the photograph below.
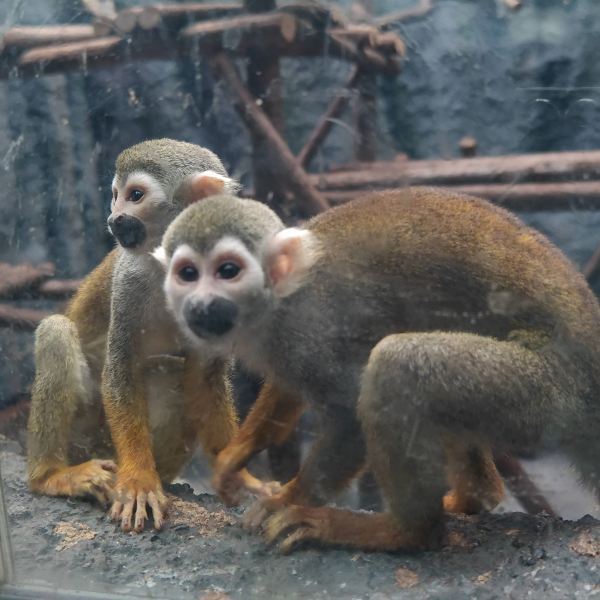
[264,506,324,553]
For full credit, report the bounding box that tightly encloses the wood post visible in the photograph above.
[298,66,360,169]
[212,53,328,215]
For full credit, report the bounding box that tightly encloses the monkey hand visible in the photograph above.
[109,469,168,533]
[243,479,299,530]
[213,466,282,506]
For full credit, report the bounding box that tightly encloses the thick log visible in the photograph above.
[322,182,600,211]
[309,151,600,190]
[0,304,50,331]
[494,452,556,517]
[1,25,98,49]
[212,53,329,215]
[0,263,55,298]
[298,65,360,168]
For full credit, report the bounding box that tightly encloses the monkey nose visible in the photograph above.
[184,298,238,338]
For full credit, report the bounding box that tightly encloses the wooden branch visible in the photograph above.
[298,65,360,168]
[1,11,400,79]
[17,36,124,69]
[374,0,433,30]
[1,25,97,49]
[212,53,329,215]
[322,181,600,212]
[0,262,55,298]
[37,278,82,299]
[494,452,556,516]
[309,151,600,190]
[181,13,298,54]
[326,31,400,74]
[0,304,50,331]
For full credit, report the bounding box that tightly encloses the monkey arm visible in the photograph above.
[102,277,166,533]
[212,379,305,502]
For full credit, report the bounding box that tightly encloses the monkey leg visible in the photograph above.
[265,332,568,553]
[443,440,504,514]
[213,379,305,503]
[27,315,116,504]
[245,406,366,530]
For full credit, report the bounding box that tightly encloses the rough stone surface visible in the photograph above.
[2,446,598,599]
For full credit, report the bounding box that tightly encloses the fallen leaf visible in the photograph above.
[473,571,493,585]
[395,566,419,589]
[170,495,236,537]
[569,531,600,558]
[53,521,96,552]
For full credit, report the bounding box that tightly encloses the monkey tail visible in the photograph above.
[27,315,90,484]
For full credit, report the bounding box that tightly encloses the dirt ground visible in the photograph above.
[1,439,599,600]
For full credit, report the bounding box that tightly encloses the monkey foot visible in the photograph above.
[443,485,504,515]
[110,471,169,533]
[32,459,116,505]
[243,482,290,530]
[264,506,437,554]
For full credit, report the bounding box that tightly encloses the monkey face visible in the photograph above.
[109,171,174,251]
[156,238,270,353]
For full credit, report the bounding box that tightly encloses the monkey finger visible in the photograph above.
[134,492,148,532]
[148,492,166,530]
[243,500,271,531]
[263,508,305,545]
[89,484,111,506]
[110,501,123,521]
[278,527,316,555]
[120,501,134,532]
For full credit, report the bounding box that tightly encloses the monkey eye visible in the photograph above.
[216,262,241,280]
[177,264,199,283]
[128,189,144,202]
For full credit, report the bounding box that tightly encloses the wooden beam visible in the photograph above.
[1,25,97,49]
[322,181,600,212]
[0,262,55,298]
[37,278,82,299]
[297,65,360,168]
[310,151,600,190]
[212,53,329,215]
[0,304,50,331]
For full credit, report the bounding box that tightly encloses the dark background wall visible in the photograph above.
[1,0,600,402]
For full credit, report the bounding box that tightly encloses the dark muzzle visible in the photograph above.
[184,297,238,338]
[107,214,146,249]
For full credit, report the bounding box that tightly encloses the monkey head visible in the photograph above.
[108,139,238,252]
[153,195,320,354]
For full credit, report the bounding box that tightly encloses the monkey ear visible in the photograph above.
[151,245,168,269]
[180,170,232,205]
[266,228,320,298]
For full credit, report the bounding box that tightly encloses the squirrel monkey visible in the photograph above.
[155,189,600,553]
[27,139,259,533]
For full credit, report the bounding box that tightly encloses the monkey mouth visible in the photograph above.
[183,298,238,339]
[108,214,147,249]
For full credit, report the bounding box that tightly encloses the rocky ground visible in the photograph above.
[1,438,598,600]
